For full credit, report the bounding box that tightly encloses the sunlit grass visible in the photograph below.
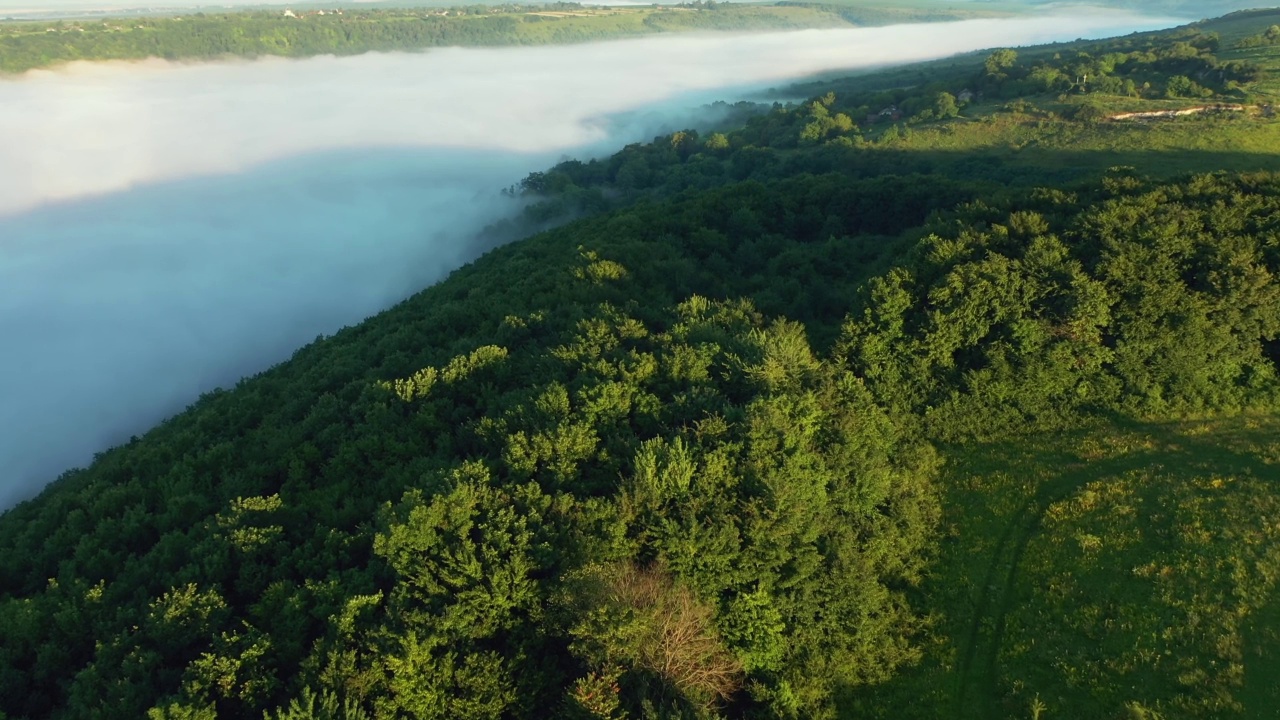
[849,414,1280,720]
[889,112,1280,176]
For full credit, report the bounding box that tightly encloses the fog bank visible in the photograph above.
[1,11,1184,216]
[0,11,1182,509]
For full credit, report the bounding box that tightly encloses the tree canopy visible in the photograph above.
[3,9,1280,720]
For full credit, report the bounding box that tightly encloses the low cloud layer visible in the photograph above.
[0,11,1181,509]
[1,11,1184,215]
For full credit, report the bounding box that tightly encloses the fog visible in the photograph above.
[0,11,1182,510]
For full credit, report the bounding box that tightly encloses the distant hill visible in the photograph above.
[1023,0,1265,19]
[0,1,1011,74]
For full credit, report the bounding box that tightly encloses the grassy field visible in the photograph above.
[878,111,1280,181]
[469,4,854,40]
[848,414,1280,720]
[772,0,1020,24]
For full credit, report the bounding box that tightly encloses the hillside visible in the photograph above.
[3,10,1280,720]
[517,9,1280,224]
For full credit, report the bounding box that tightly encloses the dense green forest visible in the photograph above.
[517,18,1277,222]
[0,1,1005,75]
[4,9,1280,720]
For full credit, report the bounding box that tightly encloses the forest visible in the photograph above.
[2,8,1280,720]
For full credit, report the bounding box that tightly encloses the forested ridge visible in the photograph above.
[4,11,1280,720]
[0,1,1001,75]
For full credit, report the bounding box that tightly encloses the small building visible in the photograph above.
[866,106,902,124]
[957,89,975,104]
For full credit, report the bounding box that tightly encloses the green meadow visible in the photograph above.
[856,415,1280,719]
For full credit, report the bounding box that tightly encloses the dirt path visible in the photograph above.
[952,453,1103,717]
[948,420,1280,718]
[1109,104,1248,121]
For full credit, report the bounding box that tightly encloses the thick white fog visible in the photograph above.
[0,11,1182,509]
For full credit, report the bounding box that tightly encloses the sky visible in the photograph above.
[0,10,1186,509]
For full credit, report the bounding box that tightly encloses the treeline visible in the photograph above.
[0,3,851,74]
[964,28,1261,100]
[1236,23,1280,48]
[853,27,1264,119]
[810,25,1266,127]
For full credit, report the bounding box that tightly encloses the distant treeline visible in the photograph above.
[0,2,862,74]
[1236,23,1280,48]
[0,1,1018,74]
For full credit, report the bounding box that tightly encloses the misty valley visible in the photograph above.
[0,11,1173,508]
[3,2,1280,719]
